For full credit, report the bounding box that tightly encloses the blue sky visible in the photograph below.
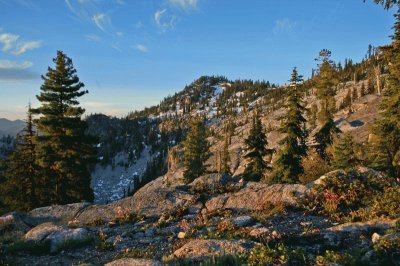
[0,0,396,120]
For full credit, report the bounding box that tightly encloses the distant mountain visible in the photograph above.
[0,118,25,137]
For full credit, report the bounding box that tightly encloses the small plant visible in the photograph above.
[116,247,155,260]
[251,202,286,224]
[5,240,51,255]
[247,243,307,265]
[55,237,93,252]
[95,229,113,251]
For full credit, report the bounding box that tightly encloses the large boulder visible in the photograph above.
[24,222,90,253]
[205,182,309,212]
[173,239,256,260]
[27,202,91,226]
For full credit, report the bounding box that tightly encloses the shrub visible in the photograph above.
[305,170,399,221]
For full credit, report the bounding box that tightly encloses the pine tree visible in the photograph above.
[183,119,211,183]
[369,4,400,177]
[314,49,341,160]
[243,112,273,181]
[271,68,308,184]
[315,49,338,124]
[0,105,39,211]
[32,51,96,205]
[352,87,358,103]
[219,133,231,175]
[332,133,357,170]
[370,0,399,10]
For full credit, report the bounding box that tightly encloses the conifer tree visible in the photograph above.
[0,105,39,211]
[219,133,231,175]
[183,119,211,183]
[32,51,96,205]
[314,49,341,160]
[315,49,337,123]
[370,0,398,9]
[243,112,273,181]
[271,68,308,184]
[332,133,357,170]
[369,4,400,177]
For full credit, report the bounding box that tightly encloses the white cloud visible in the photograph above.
[92,13,110,32]
[133,44,148,53]
[0,33,19,51]
[155,9,167,26]
[0,60,33,70]
[85,34,101,42]
[154,9,176,31]
[115,31,123,37]
[168,0,198,10]
[12,40,42,55]
[273,18,297,35]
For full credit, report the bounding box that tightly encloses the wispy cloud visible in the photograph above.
[133,44,148,53]
[85,33,101,42]
[0,60,37,81]
[273,18,297,35]
[115,31,123,37]
[12,40,42,55]
[0,60,33,70]
[111,43,122,52]
[0,33,19,52]
[0,32,41,55]
[92,13,111,32]
[154,9,176,32]
[168,0,198,11]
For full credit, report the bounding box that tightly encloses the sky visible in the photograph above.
[0,0,396,120]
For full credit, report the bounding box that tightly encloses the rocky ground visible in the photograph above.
[1,167,399,265]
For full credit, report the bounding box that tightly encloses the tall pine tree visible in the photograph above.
[314,49,341,160]
[369,4,400,177]
[183,119,211,183]
[32,51,96,205]
[0,105,39,211]
[271,67,308,184]
[243,112,273,181]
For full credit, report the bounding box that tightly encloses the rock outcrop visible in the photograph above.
[24,222,90,253]
[205,182,309,212]
[173,239,256,260]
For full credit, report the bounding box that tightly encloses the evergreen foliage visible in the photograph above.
[219,133,231,175]
[0,106,39,211]
[332,133,358,170]
[369,4,400,177]
[183,119,211,183]
[243,112,273,181]
[271,68,308,184]
[31,51,96,205]
[315,119,341,161]
[315,49,338,123]
[314,49,341,160]
[369,0,399,9]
